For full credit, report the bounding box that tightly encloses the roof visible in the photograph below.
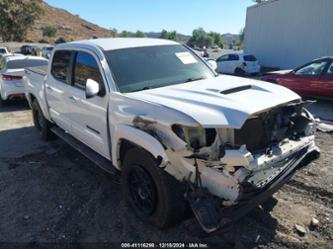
[67,38,179,51]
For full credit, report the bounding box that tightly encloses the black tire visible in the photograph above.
[235,67,245,76]
[121,147,187,228]
[32,99,53,141]
[0,96,7,107]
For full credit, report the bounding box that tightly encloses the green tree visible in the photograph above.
[0,0,43,42]
[188,28,214,48]
[119,30,130,37]
[110,27,118,37]
[42,26,57,37]
[159,29,168,39]
[159,30,177,41]
[135,30,145,37]
[239,27,245,45]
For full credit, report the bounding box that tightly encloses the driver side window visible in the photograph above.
[73,51,104,90]
[295,61,328,76]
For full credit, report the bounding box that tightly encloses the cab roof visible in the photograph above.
[66,38,179,51]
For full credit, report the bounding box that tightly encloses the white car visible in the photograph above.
[216,52,261,75]
[42,46,54,59]
[0,47,9,55]
[0,55,48,106]
[24,38,319,233]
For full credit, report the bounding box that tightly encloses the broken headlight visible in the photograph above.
[172,125,216,150]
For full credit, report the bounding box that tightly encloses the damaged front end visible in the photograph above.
[132,100,320,233]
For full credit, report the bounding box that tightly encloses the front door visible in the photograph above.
[67,50,110,159]
[281,59,329,96]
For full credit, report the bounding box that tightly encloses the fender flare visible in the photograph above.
[112,125,168,169]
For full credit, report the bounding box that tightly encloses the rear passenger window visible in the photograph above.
[51,50,71,84]
[73,51,103,90]
[229,54,239,61]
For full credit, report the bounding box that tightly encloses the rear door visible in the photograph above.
[46,50,73,132]
[217,54,239,74]
[228,54,240,74]
[67,50,110,159]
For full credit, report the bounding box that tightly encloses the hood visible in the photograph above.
[125,75,300,129]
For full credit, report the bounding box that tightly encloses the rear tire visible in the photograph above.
[121,147,187,228]
[32,99,53,141]
[0,95,7,107]
[235,67,246,76]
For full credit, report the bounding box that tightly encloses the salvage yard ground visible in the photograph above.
[0,100,332,248]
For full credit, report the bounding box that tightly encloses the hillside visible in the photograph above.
[27,1,113,42]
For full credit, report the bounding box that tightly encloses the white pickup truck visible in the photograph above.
[24,38,320,233]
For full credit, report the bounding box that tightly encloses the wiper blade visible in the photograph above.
[184,77,205,83]
[137,86,153,91]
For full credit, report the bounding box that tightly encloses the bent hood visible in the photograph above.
[125,75,300,129]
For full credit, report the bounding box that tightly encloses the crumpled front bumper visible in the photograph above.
[185,144,320,233]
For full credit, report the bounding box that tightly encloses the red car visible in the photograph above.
[262,57,333,98]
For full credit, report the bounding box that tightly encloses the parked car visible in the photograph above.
[20,45,37,55]
[216,52,261,75]
[193,47,209,58]
[42,46,54,59]
[0,55,48,106]
[0,47,9,55]
[24,38,319,233]
[262,57,333,99]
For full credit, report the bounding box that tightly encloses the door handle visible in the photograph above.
[69,96,78,103]
[46,86,53,92]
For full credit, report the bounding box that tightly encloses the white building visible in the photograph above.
[244,0,333,69]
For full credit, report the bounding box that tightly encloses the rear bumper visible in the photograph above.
[186,144,320,233]
[1,82,25,100]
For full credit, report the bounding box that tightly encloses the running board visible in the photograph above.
[51,126,120,177]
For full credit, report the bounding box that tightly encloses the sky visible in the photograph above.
[44,0,255,35]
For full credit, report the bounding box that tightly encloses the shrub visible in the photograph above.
[42,26,57,37]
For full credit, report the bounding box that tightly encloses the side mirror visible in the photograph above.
[207,59,217,71]
[86,79,100,98]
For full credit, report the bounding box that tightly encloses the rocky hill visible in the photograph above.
[27,1,113,43]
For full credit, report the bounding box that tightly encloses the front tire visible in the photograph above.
[121,147,187,228]
[32,99,53,141]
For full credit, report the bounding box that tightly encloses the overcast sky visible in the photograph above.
[44,0,255,35]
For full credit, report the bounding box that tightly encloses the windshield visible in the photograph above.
[0,49,7,54]
[104,45,215,93]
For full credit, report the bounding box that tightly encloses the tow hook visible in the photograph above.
[184,157,223,233]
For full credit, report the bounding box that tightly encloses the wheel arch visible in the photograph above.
[112,125,168,170]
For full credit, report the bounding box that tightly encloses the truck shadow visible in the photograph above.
[0,99,30,113]
[0,128,278,248]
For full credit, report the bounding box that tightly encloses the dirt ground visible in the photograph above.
[0,100,332,249]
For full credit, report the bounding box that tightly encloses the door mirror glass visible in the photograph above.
[206,59,217,71]
[86,78,100,98]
